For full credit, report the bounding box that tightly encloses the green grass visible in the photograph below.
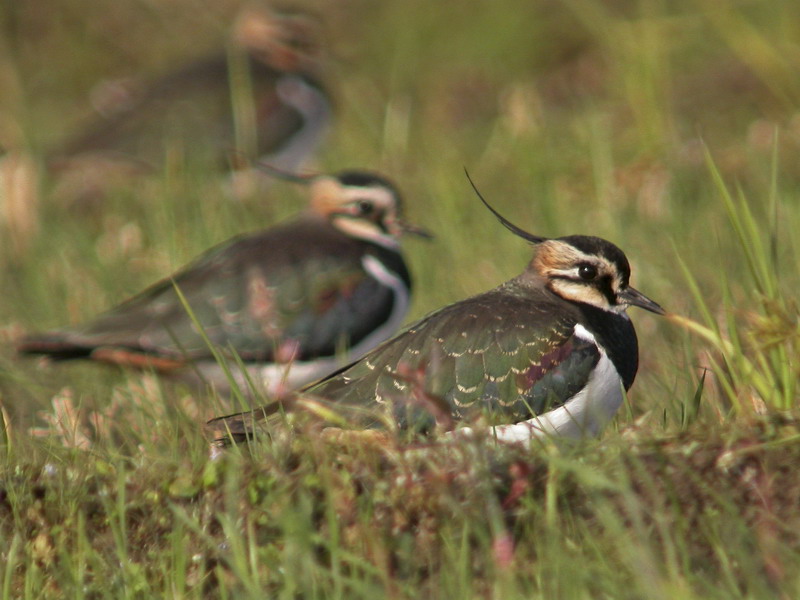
[3,0,800,597]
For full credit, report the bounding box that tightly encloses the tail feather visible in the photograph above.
[16,334,94,360]
[206,403,283,446]
[206,395,387,447]
[18,334,188,373]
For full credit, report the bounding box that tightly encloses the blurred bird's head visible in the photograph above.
[233,5,324,73]
[258,164,433,248]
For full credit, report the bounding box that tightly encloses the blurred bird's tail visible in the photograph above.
[16,334,93,360]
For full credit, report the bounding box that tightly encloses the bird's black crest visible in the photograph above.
[254,162,316,183]
[464,169,547,245]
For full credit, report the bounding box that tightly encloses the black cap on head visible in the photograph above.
[336,170,402,212]
[336,170,397,191]
[558,235,632,285]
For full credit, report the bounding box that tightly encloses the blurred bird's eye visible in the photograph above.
[357,200,374,215]
[578,264,598,280]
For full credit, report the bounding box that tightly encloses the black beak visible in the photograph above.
[618,287,665,315]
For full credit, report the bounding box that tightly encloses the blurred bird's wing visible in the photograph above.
[18,218,407,368]
[52,54,328,170]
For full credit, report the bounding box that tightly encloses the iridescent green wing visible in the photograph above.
[309,282,600,432]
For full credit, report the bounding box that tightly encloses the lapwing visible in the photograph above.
[18,169,430,395]
[48,6,332,203]
[208,174,664,444]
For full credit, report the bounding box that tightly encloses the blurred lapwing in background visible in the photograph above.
[47,5,333,203]
[18,168,430,396]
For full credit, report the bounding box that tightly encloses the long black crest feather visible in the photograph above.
[463,168,547,244]
[255,161,318,184]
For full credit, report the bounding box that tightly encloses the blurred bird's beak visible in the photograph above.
[395,219,434,239]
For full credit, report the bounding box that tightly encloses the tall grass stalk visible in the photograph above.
[672,146,798,412]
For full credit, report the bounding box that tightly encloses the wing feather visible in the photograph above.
[20,219,406,366]
[306,282,601,430]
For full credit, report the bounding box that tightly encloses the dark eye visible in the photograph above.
[357,200,374,215]
[578,264,598,281]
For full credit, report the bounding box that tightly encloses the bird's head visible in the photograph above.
[466,171,664,315]
[257,164,432,248]
[530,235,664,314]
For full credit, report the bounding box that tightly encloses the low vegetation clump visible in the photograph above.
[3,413,800,598]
